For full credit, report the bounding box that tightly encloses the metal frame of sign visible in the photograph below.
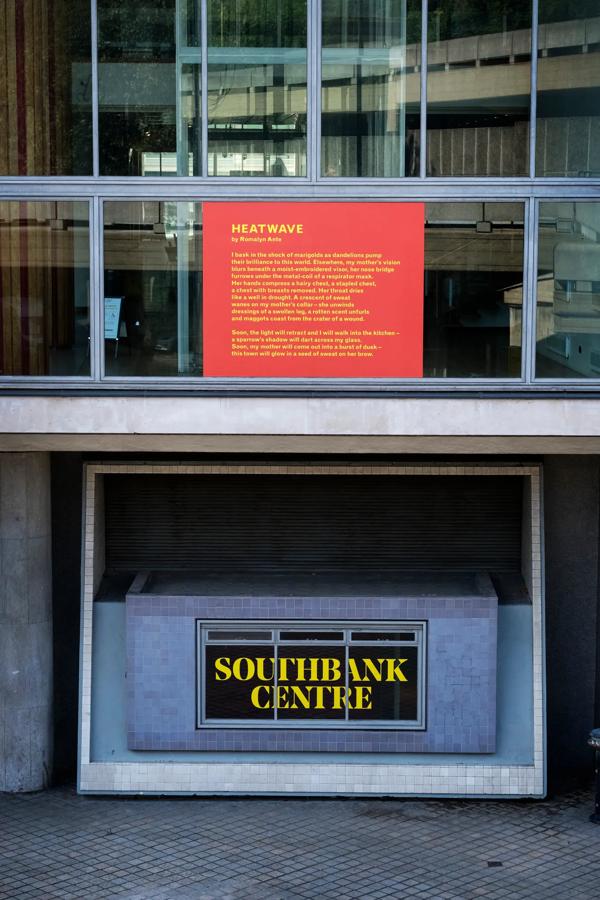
[195,620,427,730]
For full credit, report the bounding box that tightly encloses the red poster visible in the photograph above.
[203,202,424,377]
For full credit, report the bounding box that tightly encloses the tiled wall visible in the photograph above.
[126,593,497,753]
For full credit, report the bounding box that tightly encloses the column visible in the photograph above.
[544,455,600,791]
[0,453,53,792]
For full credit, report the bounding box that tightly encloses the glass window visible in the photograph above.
[199,624,425,727]
[536,1,600,177]
[0,1,92,175]
[98,0,201,176]
[207,1,307,176]
[100,200,523,380]
[536,202,600,378]
[0,202,90,376]
[103,201,202,376]
[279,631,345,641]
[424,202,524,377]
[321,0,421,177]
[207,629,273,641]
[427,2,531,177]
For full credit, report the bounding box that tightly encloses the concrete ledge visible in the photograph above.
[1,397,600,453]
[2,434,600,453]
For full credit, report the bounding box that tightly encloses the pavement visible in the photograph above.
[1,785,599,900]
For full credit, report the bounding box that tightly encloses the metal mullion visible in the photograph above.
[95,198,106,379]
[418,626,425,728]
[89,196,103,381]
[199,624,205,727]
[524,198,540,383]
[521,198,532,382]
[309,0,321,181]
[176,0,185,176]
[201,0,208,177]
[91,0,100,177]
[344,633,349,723]
[419,0,427,178]
[4,178,600,199]
[529,0,539,179]
[202,626,207,727]
[273,637,279,722]
[85,195,94,377]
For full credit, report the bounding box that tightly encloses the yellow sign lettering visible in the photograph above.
[250,684,272,709]
[214,657,232,680]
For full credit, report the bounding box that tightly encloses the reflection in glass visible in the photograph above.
[208,1,307,176]
[279,632,345,641]
[322,0,421,177]
[98,0,201,176]
[427,1,531,176]
[351,632,415,641]
[536,2,600,177]
[424,203,524,377]
[103,202,202,376]
[0,202,90,376]
[207,630,272,641]
[0,2,92,175]
[536,202,600,378]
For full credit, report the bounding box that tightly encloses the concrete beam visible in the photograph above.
[2,397,600,454]
[2,434,600,454]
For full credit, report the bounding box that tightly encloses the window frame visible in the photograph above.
[1,2,600,390]
[196,620,427,730]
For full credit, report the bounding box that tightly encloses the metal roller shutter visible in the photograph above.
[104,473,522,574]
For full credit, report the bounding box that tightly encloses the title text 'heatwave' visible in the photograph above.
[231,223,304,235]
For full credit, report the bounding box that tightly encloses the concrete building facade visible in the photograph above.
[1,1,599,798]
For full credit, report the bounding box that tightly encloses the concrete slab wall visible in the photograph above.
[0,453,53,792]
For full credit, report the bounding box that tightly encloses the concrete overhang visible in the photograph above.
[1,396,600,454]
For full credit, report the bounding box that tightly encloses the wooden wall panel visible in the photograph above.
[0,1,83,175]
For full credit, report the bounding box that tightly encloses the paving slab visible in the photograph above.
[0,787,599,899]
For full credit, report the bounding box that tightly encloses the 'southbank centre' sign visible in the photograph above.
[210,653,415,712]
[200,631,423,726]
